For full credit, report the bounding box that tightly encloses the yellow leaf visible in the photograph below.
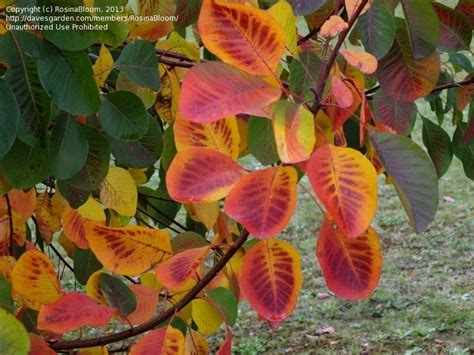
[86,223,173,275]
[128,169,148,186]
[86,271,107,305]
[236,117,249,156]
[140,272,162,290]
[185,329,209,355]
[78,346,109,355]
[267,1,298,55]
[185,202,220,230]
[11,250,62,310]
[156,32,201,63]
[155,69,180,124]
[191,298,224,336]
[320,15,348,38]
[100,166,138,217]
[93,45,114,88]
[35,192,66,243]
[129,0,175,41]
[0,256,15,282]
[340,49,378,74]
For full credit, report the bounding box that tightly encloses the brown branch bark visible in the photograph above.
[4,194,14,256]
[50,229,249,351]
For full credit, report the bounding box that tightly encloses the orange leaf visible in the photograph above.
[217,328,233,355]
[130,326,185,355]
[8,188,36,220]
[330,77,354,108]
[85,223,172,276]
[198,0,285,75]
[184,329,209,355]
[340,49,378,74]
[126,284,160,325]
[240,239,302,329]
[317,216,382,299]
[325,79,361,131]
[307,144,378,238]
[38,292,115,334]
[166,147,246,203]
[272,101,316,164]
[179,62,281,123]
[12,250,62,309]
[174,113,241,160]
[29,333,56,355]
[156,246,210,290]
[224,167,297,238]
[35,192,66,243]
[320,15,348,38]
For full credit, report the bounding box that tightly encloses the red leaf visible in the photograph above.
[126,285,160,325]
[130,326,185,355]
[217,328,233,355]
[37,292,115,334]
[224,167,298,238]
[317,216,382,299]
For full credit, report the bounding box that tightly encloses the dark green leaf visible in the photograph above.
[434,2,472,52]
[371,132,439,233]
[176,0,202,28]
[359,0,396,59]
[139,186,181,229]
[49,115,89,179]
[115,40,161,91]
[57,181,90,209]
[248,117,279,165]
[0,79,19,160]
[373,89,416,135]
[38,42,101,115]
[99,273,137,316]
[449,53,473,73]
[99,91,149,141]
[0,277,14,313]
[422,118,453,177]
[289,51,320,102]
[74,249,103,285]
[208,287,238,326]
[16,308,38,334]
[110,117,163,168]
[161,126,177,171]
[452,123,474,180]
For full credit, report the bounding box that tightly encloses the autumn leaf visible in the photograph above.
[100,166,138,217]
[7,188,36,220]
[185,329,209,355]
[126,284,160,325]
[320,15,348,38]
[37,292,115,334]
[35,192,66,243]
[130,326,185,355]
[191,298,224,335]
[340,49,378,74]
[86,223,172,276]
[93,45,114,88]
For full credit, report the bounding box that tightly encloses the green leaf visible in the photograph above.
[359,0,396,59]
[0,79,19,160]
[288,0,326,16]
[95,0,130,47]
[115,40,161,91]
[99,91,149,141]
[434,2,472,52]
[448,53,473,73]
[99,273,137,317]
[452,123,474,180]
[248,117,279,165]
[373,90,416,135]
[176,0,202,28]
[422,118,453,178]
[207,287,238,326]
[38,41,101,115]
[371,132,439,233]
[289,51,321,102]
[161,125,177,171]
[400,0,440,59]
[0,140,49,189]
[110,117,163,168]
[138,186,181,229]
[57,181,90,209]
[0,308,30,355]
[62,125,111,192]
[74,249,103,285]
[49,115,89,179]
[0,171,12,196]
[0,277,14,313]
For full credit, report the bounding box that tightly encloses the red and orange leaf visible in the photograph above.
[8,188,36,220]
[330,77,354,108]
[325,80,361,131]
[224,167,297,238]
[179,62,281,123]
[130,326,185,355]
[307,144,378,238]
[272,101,316,164]
[317,216,382,299]
[156,246,210,290]
[217,328,233,355]
[174,113,241,160]
[38,292,115,334]
[240,239,302,329]
[29,333,56,355]
[0,209,27,253]
[198,0,285,75]
[35,192,66,243]
[340,49,378,74]
[11,250,62,309]
[126,284,160,325]
[166,147,246,203]
[86,223,173,276]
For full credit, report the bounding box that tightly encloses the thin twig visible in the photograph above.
[140,200,188,232]
[50,229,249,351]
[136,207,182,234]
[4,195,14,256]
[49,244,74,273]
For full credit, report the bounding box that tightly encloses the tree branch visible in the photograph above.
[50,229,250,351]
[4,194,14,256]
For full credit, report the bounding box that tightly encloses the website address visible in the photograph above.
[5,14,179,25]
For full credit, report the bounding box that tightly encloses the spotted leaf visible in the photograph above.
[307,144,378,238]
[224,167,297,238]
[240,239,302,329]
[317,216,382,299]
[198,0,285,75]
[85,223,172,276]
[166,147,246,203]
[38,292,115,334]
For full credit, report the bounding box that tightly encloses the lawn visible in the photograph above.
[231,121,474,354]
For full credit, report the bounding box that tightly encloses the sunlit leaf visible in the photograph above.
[99,166,138,217]
[317,216,382,300]
[267,1,297,54]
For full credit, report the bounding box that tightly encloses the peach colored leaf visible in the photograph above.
[317,216,382,299]
[224,167,298,238]
[8,188,36,220]
[38,292,115,334]
[130,326,185,355]
[126,284,160,325]
[325,79,362,131]
[340,49,378,74]
[320,15,348,38]
[198,0,286,75]
[240,239,302,329]
[85,223,172,276]
[307,144,378,238]
[330,77,354,108]
[179,62,281,123]
[166,147,246,203]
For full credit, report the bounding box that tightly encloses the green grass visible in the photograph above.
[230,122,474,354]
